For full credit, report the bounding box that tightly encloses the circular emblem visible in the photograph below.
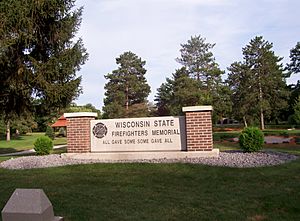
[93,123,108,139]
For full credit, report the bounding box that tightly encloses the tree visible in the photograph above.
[176,35,225,114]
[155,68,203,116]
[0,0,88,140]
[285,81,300,122]
[227,62,257,127]
[156,36,227,118]
[176,35,223,102]
[228,36,289,129]
[287,42,300,75]
[292,96,300,124]
[103,51,151,118]
[212,83,232,124]
[176,35,216,81]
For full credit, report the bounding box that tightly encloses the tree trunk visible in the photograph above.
[6,121,10,142]
[258,78,265,130]
[260,108,265,130]
[125,85,129,111]
[243,116,248,128]
[220,115,224,125]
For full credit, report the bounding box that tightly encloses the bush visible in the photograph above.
[45,126,55,140]
[239,127,264,152]
[34,136,53,155]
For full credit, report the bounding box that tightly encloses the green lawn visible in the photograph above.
[0,161,299,221]
[0,133,67,154]
[1,131,300,220]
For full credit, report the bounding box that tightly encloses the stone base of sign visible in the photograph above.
[62,149,219,161]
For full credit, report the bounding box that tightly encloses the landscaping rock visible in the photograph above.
[0,151,298,170]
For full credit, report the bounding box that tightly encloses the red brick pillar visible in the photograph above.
[64,112,97,153]
[182,106,213,151]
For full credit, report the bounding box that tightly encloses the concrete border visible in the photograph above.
[182,106,213,112]
[62,149,219,161]
[64,112,97,118]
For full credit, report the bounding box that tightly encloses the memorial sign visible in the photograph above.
[91,116,186,152]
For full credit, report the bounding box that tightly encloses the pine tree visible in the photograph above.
[292,96,300,124]
[228,36,289,129]
[155,68,202,116]
[176,35,223,101]
[103,51,151,118]
[176,35,216,81]
[176,35,225,111]
[0,0,88,141]
[227,62,257,127]
[156,36,226,117]
[287,42,300,75]
[213,83,232,124]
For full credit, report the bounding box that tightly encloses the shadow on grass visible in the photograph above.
[0,148,24,155]
[0,135,25,141]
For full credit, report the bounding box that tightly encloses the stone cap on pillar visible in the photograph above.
[64,112,97,118]
[1,188,63,221]
[182,106,213,112]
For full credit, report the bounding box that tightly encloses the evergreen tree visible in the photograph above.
[156,36,226,118]
[292,96,300,124]
[155,81,173,116]
[287,42,300,75]
[103,51,151,118]
[0,0,88,140]
[155,68,202,116]
[213,83,232,124]
[227,62,257,127]
[228,36,289,129]
[285,81,300,123]
[176,35,223,103]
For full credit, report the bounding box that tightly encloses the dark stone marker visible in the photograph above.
[1,189,63,221]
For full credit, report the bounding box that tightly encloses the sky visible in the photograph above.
[74,0,300,109]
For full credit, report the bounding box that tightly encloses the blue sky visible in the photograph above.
[74,0,300,109]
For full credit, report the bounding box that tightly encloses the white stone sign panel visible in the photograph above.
[91,116,186,152]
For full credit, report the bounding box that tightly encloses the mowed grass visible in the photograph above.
[0,133,67,154]
[0,161,300,221]
[1,130,300,220]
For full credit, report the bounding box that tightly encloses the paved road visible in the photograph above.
[0,145,67,157]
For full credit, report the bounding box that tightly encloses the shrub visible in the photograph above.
[239,127,264,152]
[45,126,55,140]
[34,136,53,155]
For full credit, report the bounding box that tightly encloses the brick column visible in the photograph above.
[64,112,97,153]
[182,106,213,151]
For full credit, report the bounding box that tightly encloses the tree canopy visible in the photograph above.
[156,35,226,118]
[287,42,300,75]
[103,51,151,118]
[155,67,202,116]
[228,36,289,128]
[0,0,88,122]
